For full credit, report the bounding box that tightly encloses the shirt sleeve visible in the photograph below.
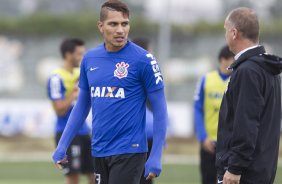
[78,57,89,91]
[47,75,65,101]
[193,76,207,143]
[145,88,168,177]
[52,89,91,163]
[140,53,164,93]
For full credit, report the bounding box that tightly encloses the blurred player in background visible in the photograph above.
[47,38,95,184]
[132,37,154,184]
[52,1,168,184]
[217,7,282,184]
[194,45,234,184]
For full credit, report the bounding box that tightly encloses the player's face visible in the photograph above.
[220,57,234,74]
[224,18,236,53]
[98,10,130,52]
[71,46,85,67]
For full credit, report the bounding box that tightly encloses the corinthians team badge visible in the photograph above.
[114,62,129,79]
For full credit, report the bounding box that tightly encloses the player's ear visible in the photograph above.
[232,28,239,40]
[97,21,104,34]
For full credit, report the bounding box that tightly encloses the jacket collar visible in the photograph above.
[230,46,266,69]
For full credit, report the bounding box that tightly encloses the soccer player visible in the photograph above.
[132,37,155,184]
[216,7,282,184]
[194,45,234,184]
[52,1,168,184]
[47,38,95,184]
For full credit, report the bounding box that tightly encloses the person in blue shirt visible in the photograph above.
[52,1,168,184]
[132,37,155,184]
[47,38,95,184]
[194,45,234,184]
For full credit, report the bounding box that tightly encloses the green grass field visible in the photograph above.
[1,136,281,184]
[0,161,281,184]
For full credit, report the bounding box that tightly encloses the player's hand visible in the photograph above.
[54,156,68,170]
[145,155,162,179]
[202,138,215,154]
[223,170,241,184]
[146,172,156,181]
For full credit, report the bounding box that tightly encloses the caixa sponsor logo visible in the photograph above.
[146,54,163,84]
[90,86,125,98]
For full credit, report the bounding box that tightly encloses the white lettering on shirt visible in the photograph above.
[91,86,125,99]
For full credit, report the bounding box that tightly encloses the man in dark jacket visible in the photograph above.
[216,7,282,184]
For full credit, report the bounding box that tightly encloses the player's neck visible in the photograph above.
[234,40,258,55]
[105,42,127,52]
[62,61,74,73]
[219,66,229,75]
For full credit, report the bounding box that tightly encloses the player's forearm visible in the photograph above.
[194,102,207,142]
[145,89,168,176]
[53,89,91,162]
[228,117,260,174]
[146,117,166,175]
[53,93,77,116]
[193,76,206,142]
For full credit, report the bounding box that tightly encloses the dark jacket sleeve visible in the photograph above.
[227,67,264,175]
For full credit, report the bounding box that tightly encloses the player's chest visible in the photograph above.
[61,76,77,94]
[85,58,139,86]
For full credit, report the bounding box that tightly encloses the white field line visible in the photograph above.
[0,153,282,166]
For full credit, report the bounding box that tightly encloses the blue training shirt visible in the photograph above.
[79,41,164,157]
[47,74,90,135]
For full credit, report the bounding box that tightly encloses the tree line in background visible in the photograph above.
[0,12,282,39]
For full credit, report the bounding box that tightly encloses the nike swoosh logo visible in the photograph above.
[90,67,98,71]
[217,179,223,184]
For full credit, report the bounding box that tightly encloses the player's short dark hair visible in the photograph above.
[100,0,129,21]
[227,7,259,43]
[218,45,234,61]
[60,38,84,59]
[132,37,150,51]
